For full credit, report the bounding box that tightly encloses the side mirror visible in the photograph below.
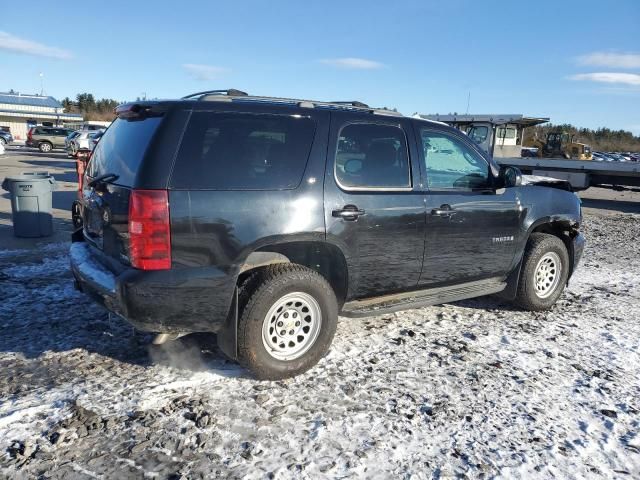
[500,165,522,188]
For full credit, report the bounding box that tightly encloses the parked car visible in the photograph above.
[70,130,104,157]
[26,126,74,152]
[70,90,585,379]
[65,131,81,157]
[0,130,13,146]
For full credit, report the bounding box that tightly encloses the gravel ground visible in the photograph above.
[1,212,639,479]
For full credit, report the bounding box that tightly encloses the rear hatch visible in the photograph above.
[82,109,165,269]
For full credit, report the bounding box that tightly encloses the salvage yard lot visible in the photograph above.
[1,147,639,478]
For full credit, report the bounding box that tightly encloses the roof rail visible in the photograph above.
[182,89,248,100]
[330,101,370,109]
[183,91,403,117]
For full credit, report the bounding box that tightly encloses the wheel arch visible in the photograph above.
[237,240,350,307]
[501,217,579,300]
[217,240,350,361]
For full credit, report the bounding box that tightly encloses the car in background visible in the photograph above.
[608,153,627,162]
[89,130,104,150]
[0,130,13,146]
[69,130,104,157]
[65,131,81,157]
[26,126,74,153]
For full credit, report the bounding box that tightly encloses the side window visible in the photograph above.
[171,112,316,190]
[467,126,488,144]
[421,130,490,190]
[335,123,411,189]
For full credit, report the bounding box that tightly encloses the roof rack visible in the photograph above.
[183,90,403,117]
[181,89,248,100]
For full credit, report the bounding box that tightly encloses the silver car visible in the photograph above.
[70,130,104,156]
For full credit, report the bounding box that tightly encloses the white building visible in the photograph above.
[0,92,84,141]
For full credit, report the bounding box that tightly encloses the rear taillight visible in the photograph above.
[128,189,171,270]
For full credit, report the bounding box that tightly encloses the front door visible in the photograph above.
[417,127,521,287]
[324,113,425,299]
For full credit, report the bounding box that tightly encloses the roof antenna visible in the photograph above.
[465,91,470,114]
[39,72,44,96]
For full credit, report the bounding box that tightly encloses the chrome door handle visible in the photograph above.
[332,205,365,221]
[431,204,456,217]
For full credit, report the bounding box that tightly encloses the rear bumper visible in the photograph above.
[70,241,233,333]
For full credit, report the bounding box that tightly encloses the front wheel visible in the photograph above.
[0,138,6,146]
[237,264,338,380]
[513,233,570,311]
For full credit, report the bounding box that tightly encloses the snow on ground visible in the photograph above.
[0,213,639,479]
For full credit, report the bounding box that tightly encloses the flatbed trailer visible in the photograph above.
[496,157,640,190]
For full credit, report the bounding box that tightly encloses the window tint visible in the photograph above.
[171,112,316,190]
[421,130,490,190]
[88,117,162,187]
[335,123,411,189]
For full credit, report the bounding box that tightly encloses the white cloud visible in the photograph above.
[577,52,640,69]
[0,31,72,60]
[569,72,640,86]
[319,57,385,70]
[182,63,230,81]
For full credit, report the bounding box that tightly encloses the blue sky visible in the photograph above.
[1,0,639,134]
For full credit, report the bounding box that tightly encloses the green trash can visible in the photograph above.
[2,172,56,238]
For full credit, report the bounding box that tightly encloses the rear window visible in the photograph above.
[170,112,316,190]
[87,117,162,187]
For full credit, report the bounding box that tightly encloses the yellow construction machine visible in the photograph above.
[525,131,592,160]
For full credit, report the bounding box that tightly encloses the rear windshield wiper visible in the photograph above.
[88,173,119,187]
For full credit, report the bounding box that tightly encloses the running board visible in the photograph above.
[340,279,506,318]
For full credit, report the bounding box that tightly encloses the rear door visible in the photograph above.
[83,114,166,265]
[52,128,68,147]
[417,126,521,286]
[324,112,425,299]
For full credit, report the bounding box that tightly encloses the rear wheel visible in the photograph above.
[39,141,52,153]
[0,137,6,146]
[237,264,338,380]
[513,233,570,311]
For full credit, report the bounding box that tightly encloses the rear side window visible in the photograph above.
[170,112,316,190]
[88,117,162,186]
[335,123,411,189]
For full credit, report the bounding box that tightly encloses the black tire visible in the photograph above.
[39,141,53,153]
[237,264,338,380]
[0,138,6,146]
[513,233,570,311]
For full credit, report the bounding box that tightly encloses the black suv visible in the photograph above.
[71,90,585,379]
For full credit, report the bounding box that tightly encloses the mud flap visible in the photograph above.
[216,287,238,360]
[496,260,523,301]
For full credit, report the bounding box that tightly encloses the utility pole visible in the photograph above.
[39,72,44,96]
[465,91,470,114]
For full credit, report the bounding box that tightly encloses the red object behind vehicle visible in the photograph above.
[27,128,34,143]
[128,189,171,270]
